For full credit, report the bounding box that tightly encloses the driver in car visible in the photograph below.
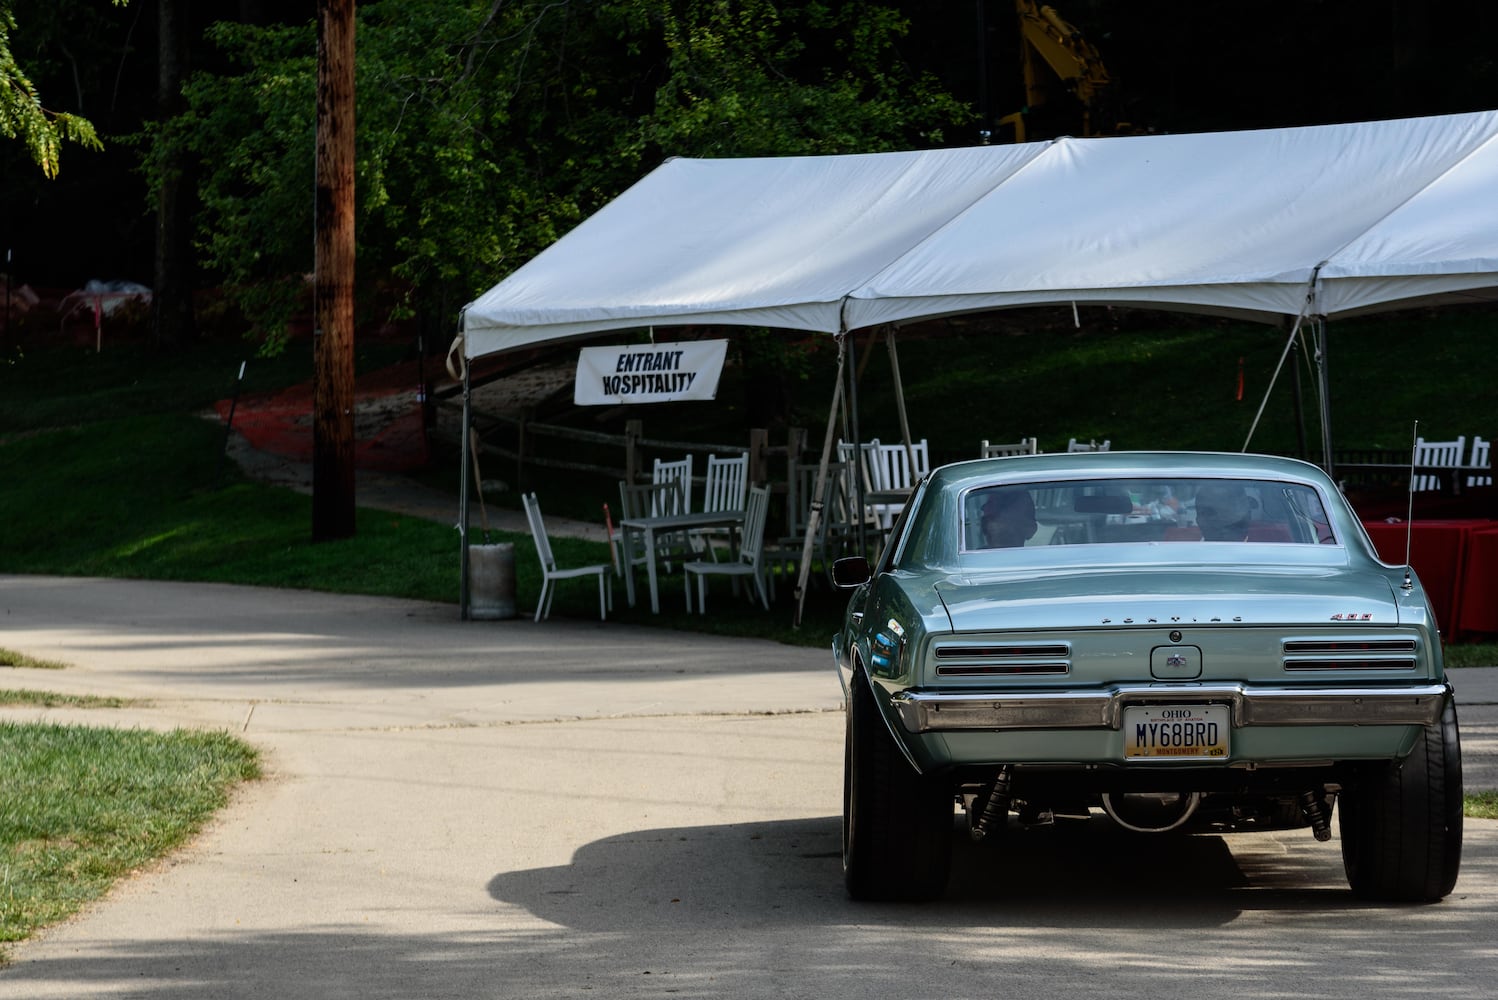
[1193,483,1254,541]
[981,489,1040,548]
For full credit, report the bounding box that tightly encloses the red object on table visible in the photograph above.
[1360,519,1497,637]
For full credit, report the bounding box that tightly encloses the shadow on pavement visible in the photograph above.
[485,814,1398,935]
[4,822,1494,999]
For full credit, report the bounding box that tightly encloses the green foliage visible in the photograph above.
[645,0,968,155]
[138,20,320,349]
[0,1,104,178]
[140,1,971,347]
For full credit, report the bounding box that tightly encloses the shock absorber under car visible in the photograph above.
[1300,789,1335,841]
[969,765,1013,842]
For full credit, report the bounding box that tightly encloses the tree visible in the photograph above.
[145,1,970,349]
[2,0,165,287]
[0,0,108,177]
[153,0,195,347]
[641,1,967,156]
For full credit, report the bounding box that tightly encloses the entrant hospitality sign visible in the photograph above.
[574,340,728,405]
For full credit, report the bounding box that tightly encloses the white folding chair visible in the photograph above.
[1412,435,1466,491]
[866,439,927,530]
[619,479,686,571]
[835,439,870,481]
[652,455,694,513]
[692,453,749,559]
[521,493,611,622]
[650,455,695,567]
[765,460,854,584]
[1066,437,1111,452]
[621,479,683,519]
[980,437,1039,458]
[606,481,662,577]
[684,484,772,613]
[1468,436,1491,487]
[837,439,880,528]
[909,439,931,476]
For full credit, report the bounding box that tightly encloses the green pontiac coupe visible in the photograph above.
[832,451,1461,903]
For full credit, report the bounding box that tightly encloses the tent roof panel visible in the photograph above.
[463,110,1498,357]
[462,143,1048,352]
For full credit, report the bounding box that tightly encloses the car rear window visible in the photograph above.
[961,477,1335,550]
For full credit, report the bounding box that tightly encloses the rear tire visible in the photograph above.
[843,671,952,901]
[1339,698,1463,902]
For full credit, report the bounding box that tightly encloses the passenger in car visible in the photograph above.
[1193,484,1254,541]
[981,490,1040,548]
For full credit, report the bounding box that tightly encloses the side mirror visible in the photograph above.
[831,556,872,589]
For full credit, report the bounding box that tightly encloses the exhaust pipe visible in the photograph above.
[1101,791,1201,833]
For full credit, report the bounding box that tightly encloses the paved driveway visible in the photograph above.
[1,575,1494,999]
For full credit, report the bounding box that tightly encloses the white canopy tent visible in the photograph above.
[453,110,1498,619]
[462,109,1498,351]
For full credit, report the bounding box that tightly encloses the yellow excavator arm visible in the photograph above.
[995,0,1118,143]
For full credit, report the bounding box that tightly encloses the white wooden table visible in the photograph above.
[619,510,746,613]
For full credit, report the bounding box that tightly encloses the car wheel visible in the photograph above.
[842,671,952,901]
[1339,697,1463,902]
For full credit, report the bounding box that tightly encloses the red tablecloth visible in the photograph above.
[1361,519,1498,637]
[1455,525,1498,636]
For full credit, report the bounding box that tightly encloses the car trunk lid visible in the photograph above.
[938,565,1399,632]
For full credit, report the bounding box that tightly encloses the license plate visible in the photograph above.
[1123,704,1230,760]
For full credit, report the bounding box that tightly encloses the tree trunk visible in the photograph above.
[312,0,356,541]
[152,0,195,348]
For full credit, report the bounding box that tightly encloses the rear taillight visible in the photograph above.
[1282,638,1417,671]
[933,643,1070,677]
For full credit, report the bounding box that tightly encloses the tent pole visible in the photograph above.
[793,337,848,627]
[1291,328,1308,462]
[457,340,472,619]
[886,326,917,475]
[846,330,867,556]
[1316,317,1335,478]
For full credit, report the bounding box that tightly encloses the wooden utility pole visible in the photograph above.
[312,0,356,540]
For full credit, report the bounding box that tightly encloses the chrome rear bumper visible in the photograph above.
[889,682,1450,734]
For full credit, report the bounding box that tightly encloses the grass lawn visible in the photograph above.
[0,670,260,963]
[1467,791,1498,820]
[0,650,67,671]
[0,689,132,709]
[0,716,259,963]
